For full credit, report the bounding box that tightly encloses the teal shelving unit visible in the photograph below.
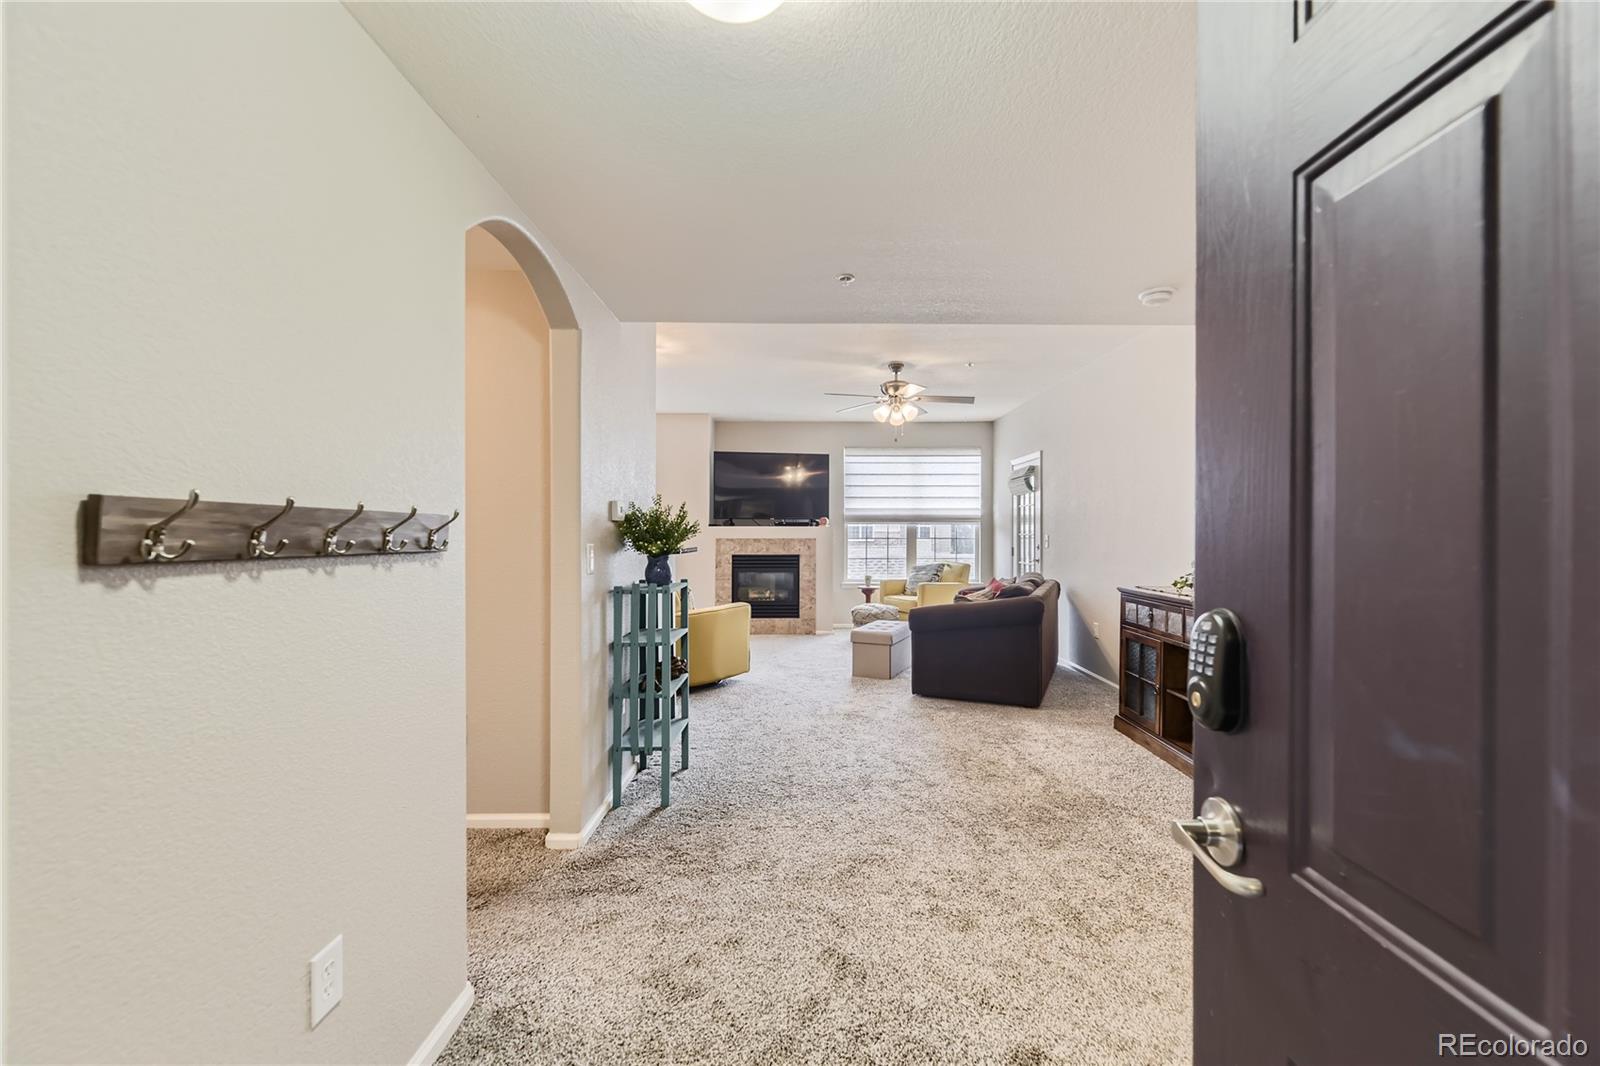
[609,580,690,808]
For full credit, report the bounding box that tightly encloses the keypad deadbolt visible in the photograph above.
[1186,608,1244,733]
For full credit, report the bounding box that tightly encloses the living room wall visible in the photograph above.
[655,414,718,606]
[712,420,995,627]
[991,327,1196,682]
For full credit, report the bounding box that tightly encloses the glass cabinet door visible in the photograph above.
[1121,634,1160,725]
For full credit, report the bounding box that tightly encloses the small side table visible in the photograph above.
[859,584,879,602]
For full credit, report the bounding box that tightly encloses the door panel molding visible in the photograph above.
[1294,869,1548,1040]
[1289,11,1557,1021]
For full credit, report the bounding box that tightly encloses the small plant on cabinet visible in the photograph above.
[618,495,701,584]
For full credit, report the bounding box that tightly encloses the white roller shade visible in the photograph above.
[843,448,983,520]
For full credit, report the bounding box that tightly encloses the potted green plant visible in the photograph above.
[618,495,701,585]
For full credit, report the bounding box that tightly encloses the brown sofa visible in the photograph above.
[907,579,1060,707]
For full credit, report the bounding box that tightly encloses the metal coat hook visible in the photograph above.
[322,502,365,556]
[423,510,460,552]
[247,497,295,558]
[380,506,418,553]
[140,490,200,562]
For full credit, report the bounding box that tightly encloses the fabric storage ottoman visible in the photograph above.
[851,619,911,679]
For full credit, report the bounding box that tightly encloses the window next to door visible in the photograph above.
[842,448,983,583]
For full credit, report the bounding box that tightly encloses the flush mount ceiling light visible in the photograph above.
[687,0,784,23]
[1137,286,1177,307]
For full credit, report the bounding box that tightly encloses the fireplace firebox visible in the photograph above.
[731,554,802,619]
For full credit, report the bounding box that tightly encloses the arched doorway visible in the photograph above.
[461,220,580,836]
[464,225,551,823]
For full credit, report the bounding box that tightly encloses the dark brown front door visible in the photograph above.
[1194,2,1597,1063]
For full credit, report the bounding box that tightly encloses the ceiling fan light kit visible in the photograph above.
[826,360,973,435]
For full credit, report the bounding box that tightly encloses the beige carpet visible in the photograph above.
[445,632,1193,1065]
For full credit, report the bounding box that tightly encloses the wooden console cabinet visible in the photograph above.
[1114,586,1195,775]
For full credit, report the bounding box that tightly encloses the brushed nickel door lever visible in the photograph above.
[1172,796,1264,898]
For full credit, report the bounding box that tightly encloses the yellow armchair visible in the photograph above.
[687,602,751,687]
[879,563,972,618]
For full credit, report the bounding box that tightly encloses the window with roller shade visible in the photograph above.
[843,449,982,583]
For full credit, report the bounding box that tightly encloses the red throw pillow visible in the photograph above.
[987,578,1005,594]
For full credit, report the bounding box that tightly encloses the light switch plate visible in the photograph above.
[585,544,596,575]
[608,500,626,522]
[310,935,343,1028]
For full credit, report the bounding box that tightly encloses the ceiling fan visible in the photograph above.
[826,361,976,427]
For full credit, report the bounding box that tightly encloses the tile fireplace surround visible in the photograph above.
[715,537,817,634]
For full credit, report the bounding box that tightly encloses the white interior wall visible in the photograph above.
[559,321,656,846]
[466,260,550,819]
[1,4,649,1060]
[654,414,717,606]
[710,421,995,626]
[991,327,1196,681]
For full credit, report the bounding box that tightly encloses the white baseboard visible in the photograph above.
[545,757,638,851]
[465,812,550,830]
[1063,660,1118,690]
[409,982,473,1066]
[545,804,607,851]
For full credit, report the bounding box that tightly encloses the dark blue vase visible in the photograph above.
[644,554,673,585]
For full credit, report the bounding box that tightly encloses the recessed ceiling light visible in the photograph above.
[836,273,856,286]
[965,361,976,368]
[1137,286,1177,307]
[687,0,783,23]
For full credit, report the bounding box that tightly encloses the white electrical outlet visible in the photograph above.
[310,935,343,1028]
[1092,621,1102,640]
[585,543,596,575]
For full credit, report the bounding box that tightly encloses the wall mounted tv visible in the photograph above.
[712,451,829,525]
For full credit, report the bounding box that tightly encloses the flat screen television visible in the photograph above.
[712,451,829,524]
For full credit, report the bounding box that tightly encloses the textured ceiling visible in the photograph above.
[350,1,1196,325]
[655,322,1189,421]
